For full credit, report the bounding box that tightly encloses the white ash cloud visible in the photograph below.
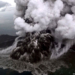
[55,14,75,39]
[14,0,64,36]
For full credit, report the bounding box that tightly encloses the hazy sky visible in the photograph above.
[0,0,16,35]
[0,0,15,6]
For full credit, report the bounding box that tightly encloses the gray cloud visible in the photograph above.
[0,6,15,12]
[0,11,16,35]
[0,1,10,8]
[0,1,15,35]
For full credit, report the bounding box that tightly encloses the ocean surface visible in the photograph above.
[0,68,32,75]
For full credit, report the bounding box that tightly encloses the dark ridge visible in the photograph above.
[0,34,17,48]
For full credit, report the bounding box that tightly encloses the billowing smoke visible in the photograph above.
[14,0,75,59]
[14,0,64,36]
[55,14,75,39]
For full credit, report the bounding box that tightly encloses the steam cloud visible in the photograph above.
[55,14,75,39]
[14,0,64,35]
[14,0,75,39]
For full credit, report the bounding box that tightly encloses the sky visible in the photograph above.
[0,0,15,6]
[0,0,16,35]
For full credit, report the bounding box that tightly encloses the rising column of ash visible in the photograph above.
[10,0,64,62]
[14,0,64,35]
[11,0,75,62]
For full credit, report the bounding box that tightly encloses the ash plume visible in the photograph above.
[14,0,75,63]
[14,0,64,36]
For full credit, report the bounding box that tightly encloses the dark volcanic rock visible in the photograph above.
[10,31,54,63]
